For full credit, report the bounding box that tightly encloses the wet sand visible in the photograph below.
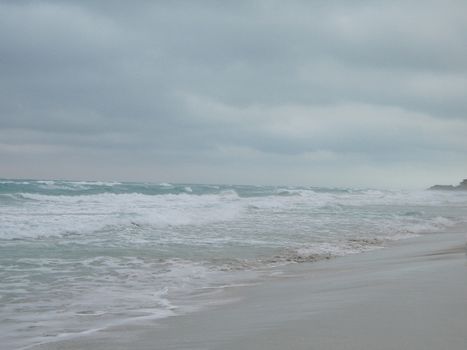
[33,230,467,350]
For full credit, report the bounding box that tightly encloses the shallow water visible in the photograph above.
[1,179,467,349]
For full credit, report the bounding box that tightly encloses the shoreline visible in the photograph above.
[31,227,467,350]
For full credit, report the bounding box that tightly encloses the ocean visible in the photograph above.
[1,179,466,349]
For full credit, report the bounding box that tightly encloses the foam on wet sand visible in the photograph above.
[31,227,467,350]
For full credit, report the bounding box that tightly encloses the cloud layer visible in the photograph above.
[1,0,467,187]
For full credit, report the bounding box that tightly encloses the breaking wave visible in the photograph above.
[1,179,467,349]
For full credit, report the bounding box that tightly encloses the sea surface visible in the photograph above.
[1,179,467,349]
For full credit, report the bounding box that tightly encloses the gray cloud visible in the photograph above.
[1,0,467,187]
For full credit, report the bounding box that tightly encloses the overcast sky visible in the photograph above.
[1,0,466,188]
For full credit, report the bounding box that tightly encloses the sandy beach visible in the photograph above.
[3,1,467,349]
[31,228,467,350]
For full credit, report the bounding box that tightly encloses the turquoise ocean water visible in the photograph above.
[1,179,467,349]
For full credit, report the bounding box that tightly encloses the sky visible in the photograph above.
[1,0,467,188]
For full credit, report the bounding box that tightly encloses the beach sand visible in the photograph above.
[32,229,467,350]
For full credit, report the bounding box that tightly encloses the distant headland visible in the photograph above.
[429,179,467,191]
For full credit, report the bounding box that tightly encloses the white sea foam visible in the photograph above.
[1,256,234,350]
[1,182,467,349]
[1,187,464,242]
[69,181,122,186]
[0,180,30,184]
[0,192,243,239]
